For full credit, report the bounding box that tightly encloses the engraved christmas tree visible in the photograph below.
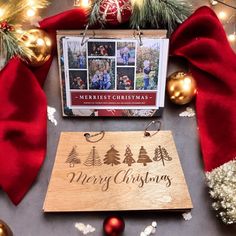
[137,146,152,166]
[66,145,80,167]
[104,145,121,166]
[123,145,135,166]
[84,146,102,166]
[153,145,172,166]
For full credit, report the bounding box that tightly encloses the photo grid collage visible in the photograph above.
[63,38,160,92]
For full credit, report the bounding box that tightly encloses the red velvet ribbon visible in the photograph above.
[1,6,236,205]
[170,6,236,172]
[0,8,87,205]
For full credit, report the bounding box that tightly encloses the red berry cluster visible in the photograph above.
[0,21,14,32]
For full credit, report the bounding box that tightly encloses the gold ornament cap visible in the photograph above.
[0,220,13,236]
[166,71,197,105]
[21,29,52,67]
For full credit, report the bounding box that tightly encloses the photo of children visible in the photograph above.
[88,41,116,57]
[117,67,135,90]
[117,42,136,66]
[67,41,86,69]
[89,59,115,90]
[69,71,87,90]
[136,40,160,90]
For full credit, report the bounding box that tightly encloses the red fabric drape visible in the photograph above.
[170,6,236,172]
[0,8,87,205]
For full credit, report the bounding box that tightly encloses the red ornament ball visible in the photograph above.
[103,216,125,236]
[99,0,132,26]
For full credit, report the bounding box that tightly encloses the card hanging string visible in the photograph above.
[81,24,96,46]
[136,26,143,46]
[144,120,161,137]
[84,131,105,143]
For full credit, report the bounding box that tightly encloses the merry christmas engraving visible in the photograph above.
[123,145,135,166]
[67,168,172,192]
[137,146,152,166]
[153,145,172,166]
[104,145,121,166]
[84,146,102,166]
[65,145,81,167]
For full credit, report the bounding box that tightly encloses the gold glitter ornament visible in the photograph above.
[0,220,13,236]
[167,71,197,105]
[21,29,52,67]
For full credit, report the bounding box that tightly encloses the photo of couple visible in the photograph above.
[67,41,87,69]
[136,40,160,90]
[69,71,87,90]
[117,42,136,66]
[88,42,115,57]
[89,59,115,90]
[117,67,135,90]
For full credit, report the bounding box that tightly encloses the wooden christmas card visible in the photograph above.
[43,131,192,212]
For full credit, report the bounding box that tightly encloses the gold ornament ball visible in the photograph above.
[167,71,197,105]
[22,29,52,67]
[0,220,13,236]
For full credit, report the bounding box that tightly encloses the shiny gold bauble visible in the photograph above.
[22,29,52,67]
[0,220,13,236]
[167,71,197,105]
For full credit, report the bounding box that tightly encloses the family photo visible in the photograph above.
[135,40,160,90]
[89,59,115,90]
[67,41,87,69]
[117,42,136,66]
[88,41,116,57]
[117,67,135,90]
[69,71,87,90]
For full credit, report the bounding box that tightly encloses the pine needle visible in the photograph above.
[0,0,50,65]
[130,0,192,33]
[1,0,49,24]
[1,29,34,62]
[88,0,105,27]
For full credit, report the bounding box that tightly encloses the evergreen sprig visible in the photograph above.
[130,0,192,33]
[0,0,50,66]
[2,0,49,24]
[0,29,33,62]
[88,0,105,27]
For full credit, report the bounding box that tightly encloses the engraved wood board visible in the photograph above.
[43,131,193,212]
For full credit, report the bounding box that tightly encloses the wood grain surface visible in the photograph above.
[43,131,193,212]
[57,29,167,39]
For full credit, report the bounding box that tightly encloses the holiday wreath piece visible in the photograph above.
[88,0,191,31]
[0,0,50,68]
[0,0,236,226]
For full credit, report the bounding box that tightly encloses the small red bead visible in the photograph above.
[103,216,125,236]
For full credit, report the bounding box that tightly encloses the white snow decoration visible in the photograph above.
[47,106,58,126]
[158,195,172,203]
[179,107,195,117]
[182,212,192,221]
[75,222,96,235]
[151,222,157,228]
[144,226,153,235]
[140,221,157,236]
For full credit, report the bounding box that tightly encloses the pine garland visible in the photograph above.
[88,0,192,33]
[130,0,192,33]
[0,29,33,63]
[0,0,50,64]
[88,0,103,26]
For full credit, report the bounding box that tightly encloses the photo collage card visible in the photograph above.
[58,32,169,117]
